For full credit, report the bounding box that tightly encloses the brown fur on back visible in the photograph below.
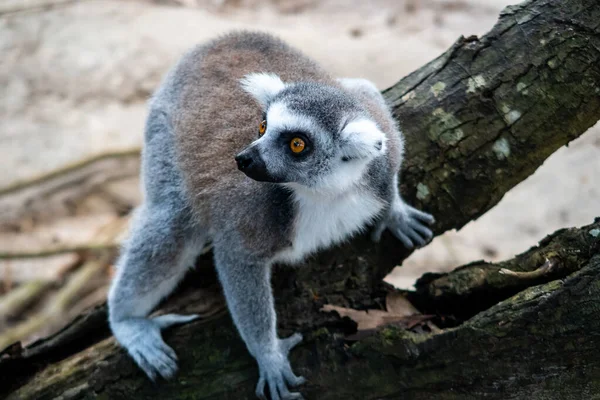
[173,32,332,216]
[170,32,335,254]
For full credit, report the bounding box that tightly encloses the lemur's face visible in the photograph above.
[236,74,387,193]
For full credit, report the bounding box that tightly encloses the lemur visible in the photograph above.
[108,31,434,400]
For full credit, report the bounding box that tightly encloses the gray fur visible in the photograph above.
[108,31,434,400]
[274,82,361,135]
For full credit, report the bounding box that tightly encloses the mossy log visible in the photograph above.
[2,0,600,398]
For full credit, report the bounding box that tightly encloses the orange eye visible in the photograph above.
[259,120,267,136]
[290,137,305,153]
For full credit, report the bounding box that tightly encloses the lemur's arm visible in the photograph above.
[213,242,305,400]
[108,108,205,381]
[108,204,201,380]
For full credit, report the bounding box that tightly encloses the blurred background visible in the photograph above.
[0,0,598,350]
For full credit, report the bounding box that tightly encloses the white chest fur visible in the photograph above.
[273,187,386,265]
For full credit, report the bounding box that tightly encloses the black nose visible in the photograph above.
[234,147,281,183]
[235,153,253,171]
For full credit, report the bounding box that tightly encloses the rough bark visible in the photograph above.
[2,0,600,398]
[4,220,599,400]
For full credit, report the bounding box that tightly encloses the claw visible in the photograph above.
[268,379,281,400]
[160,341,178,363]
[408,220,433,239]
[256,377,267,400]
[133,349,158,382]
[406,228,426,246]
[277,379,304,400]
[392,227,415,249]
[286,374,306,387]
[408,206,435,224]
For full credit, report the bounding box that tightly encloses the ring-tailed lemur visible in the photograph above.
[108,31,434,400]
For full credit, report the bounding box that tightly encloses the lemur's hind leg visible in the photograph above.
[108,205,206,380]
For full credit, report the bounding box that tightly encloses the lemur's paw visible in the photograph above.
[129,331,178,381]
[112,317,193,381]
[394,204,434,248]
[376,202,435,248]
[255,346,305,400]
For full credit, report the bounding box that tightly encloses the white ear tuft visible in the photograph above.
[340,119,387,161]
[337,77,379,93]
[240,72,286,109]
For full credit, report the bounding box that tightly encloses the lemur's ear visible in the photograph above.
[240,73,286,109]
[340,119,387,161]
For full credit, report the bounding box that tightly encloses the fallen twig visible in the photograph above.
[0,148,140,198]
[0,243,118,260]
[0,255,109,350]
[499,257,560,280]
[0,281,53,321]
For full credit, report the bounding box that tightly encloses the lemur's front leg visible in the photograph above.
[372,174,435,247]
[213,242,305,400]
[108,205,203,381]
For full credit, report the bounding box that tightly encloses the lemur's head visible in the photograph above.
[236,73,387,194]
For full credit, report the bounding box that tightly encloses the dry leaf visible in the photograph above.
[321,304,393,331]
[386,292,420,317]
[321,292,422,332]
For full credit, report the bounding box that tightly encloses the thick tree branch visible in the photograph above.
[5,220,599,400]
[1,0,599,398]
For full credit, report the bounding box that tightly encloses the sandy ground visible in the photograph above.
[0,0,599,288]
